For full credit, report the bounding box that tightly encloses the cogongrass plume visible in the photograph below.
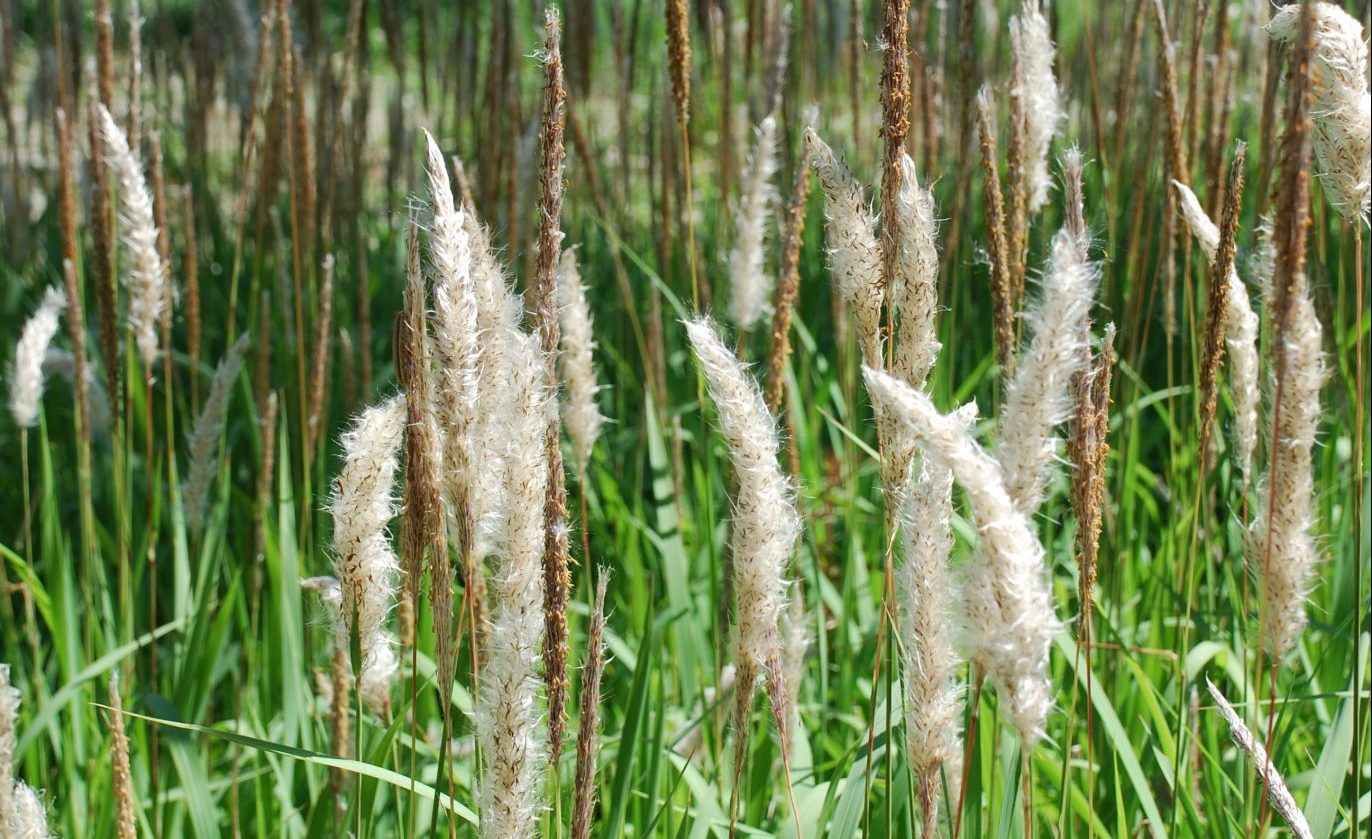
[806,128,883,368]
[1067,323,1115,631]
[534,8,574,765]
[1174,174,1260,484]
[478,328,550,839]
[329,394,407,716]
[7,781,51,838]
[109,674,136,839]
[764,112,815,414]
[1059,147,1089,262]
[556,248,605,474]
[1250,287,1324,659]
[889,153,941,390]
[1205,678,1314,839]
[1008,1,1062,214]
[97,103,166,370]
[865,370,1059,742]
[897,405,972,831]
[1,663,15,818]
[729,114,780,332]
[183,334,250,535]
[570,570,611,839]
[996,222,1098,519]
[422,134,476,696]
[975,86,1016,377]
[685,318,800,776]
[8,287,67,428]
[1268,3,1370,224]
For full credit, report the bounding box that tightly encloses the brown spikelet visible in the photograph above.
[396,227,445,658]
[356,232,373,398]
[56,108,90,448]
[880,0,912,301]
[89,98,121,421]
[328,626,351,810]
[665,0,691,126]
[976,89,1015,378]
[1197,144,1247,469]
[570,570,611,839]
[254,391,279,571]
[764,137,814,414]
[254,288,273,419]
[109,674,137,839]
[127,1,143,154]
[1005,89,1029,306]
[305,255,336,460]
[95,0,114,108]
[292,48,316,263]
[534,8,573,767]
[1152,0,1189,337]
[1268,2,1314,345]
[1069,324,1115,630]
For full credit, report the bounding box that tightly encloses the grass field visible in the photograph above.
[0,0,1368,837]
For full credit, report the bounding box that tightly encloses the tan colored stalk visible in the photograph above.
[532,8,573,766]
[975,87,1016,378]
[570,571,611,839]
[1194,146,1247,473]
[880,0,912,306]
[764,122,815,414]
[109,674,136,839]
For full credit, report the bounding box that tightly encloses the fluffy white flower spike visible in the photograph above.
[556,248,605,473]
[865,369,1058,742]
[8,287,67,428]
[730,114,781,331]
[1009,1,1063,213]
[329,395,407,716]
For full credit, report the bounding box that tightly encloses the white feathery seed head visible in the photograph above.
[806,127,884,368]
[6,782,52,839]
[890,153,942,390]
[1249,215,1277,302]
[184,334,250,535]
[98,103,167,368]
[996,227,1099,518]
[477,327,550,839]
[1172,181,1262,485]
[329,394,407,715]
[1,663,17,820]
[897,404,972,777]
[1205,678,1314,839]
[1250,288,1324,659]
[424,131,484,554]
[555,248,604,473]
[729,113,781,330]
[1010,0,1063,213]
[1268,3,1370,224]
[865,369,1059,742]
[686,317,800,698]
[8,287,67,428]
